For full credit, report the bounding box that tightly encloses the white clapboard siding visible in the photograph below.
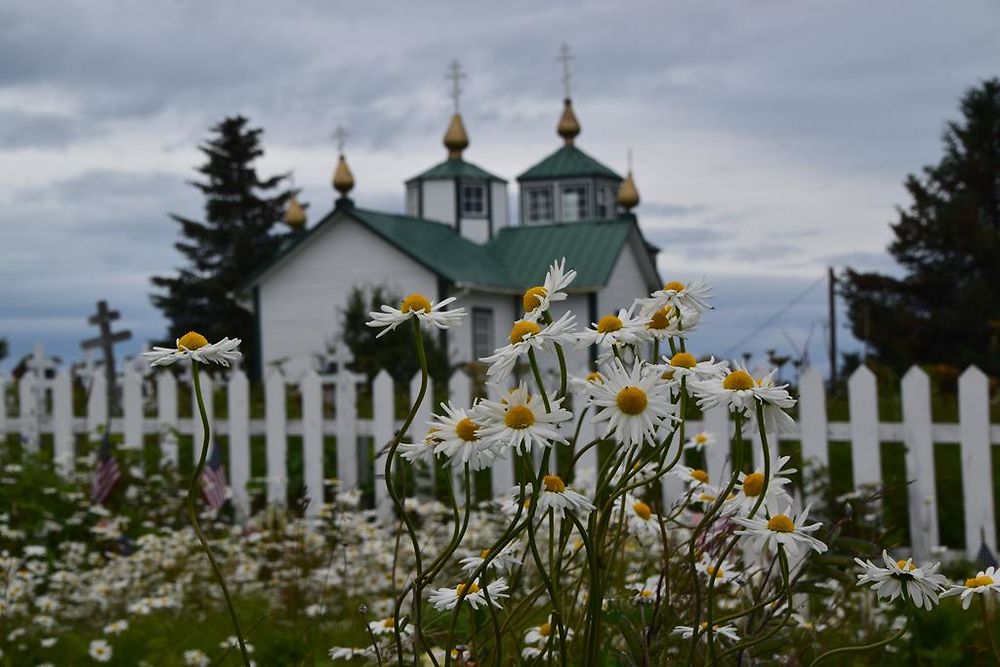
[18,371,38,451]
[848,366,881,488]
[86,371,107,441]
[123,365,143,453]
[227,369,251,517]
[265,370,287,505]
[156,372,178,467]
[372,370,395,520]
[52,370,74,477]
[301,370,324,516]
[901,367,938,561]
[798,367,829,497]
[335,370,358,491]
[959,367,995,559]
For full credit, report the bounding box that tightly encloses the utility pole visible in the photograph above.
[827,267,837,384]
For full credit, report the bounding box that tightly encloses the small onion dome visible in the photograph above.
[557,98,580,145]
[617,171,640,211]
[332,154,354,196]
[443,113,469,159]
[283,194,307,229]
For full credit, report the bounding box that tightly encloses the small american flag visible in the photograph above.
[90,434,121,504]
[201,444,228,511]
[977,528,998,570]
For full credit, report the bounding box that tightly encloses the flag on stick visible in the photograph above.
[202,444,228,511]
[90,434,121,504]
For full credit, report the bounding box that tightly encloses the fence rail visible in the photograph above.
[2,360,998,561]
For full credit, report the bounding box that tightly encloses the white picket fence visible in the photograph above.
[2,358,999,560]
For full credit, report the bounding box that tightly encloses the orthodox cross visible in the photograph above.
[446,59,465,113]
[80,300,132,415]
[26,342,58,380]
[557,43,574,99]
[332,125,348,155]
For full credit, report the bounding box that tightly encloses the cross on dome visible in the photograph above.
[446,59,466,113]
[331,125,348,155]
[557,43,574,99]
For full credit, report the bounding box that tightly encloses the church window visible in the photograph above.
[472,308,494,359]
[461,182,486,218]
[526,187,553,223]
[561,184,587,222]
[596,186,609,218]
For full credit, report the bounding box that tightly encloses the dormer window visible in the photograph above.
[561,184,587,222]
[460,182,486,218]
[596,186,609,218]
[526,187,553,223]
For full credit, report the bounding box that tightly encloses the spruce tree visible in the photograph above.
[841,78,1000,377]
[151,116,292,376]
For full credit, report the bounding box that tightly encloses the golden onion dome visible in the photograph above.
[332,154,354,196]
[443,113,469,159]
[617,171,640,211]
[557,98,580,145]
[283,194,306,229]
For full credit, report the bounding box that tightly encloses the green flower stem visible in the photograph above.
[385,316,431,665]
[424,463,473,585]
[569,513,601,667]
[806,612,910,666]
[719,546,794,662]
[189,363,251,667]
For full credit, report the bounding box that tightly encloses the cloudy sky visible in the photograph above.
[1,0,996,374]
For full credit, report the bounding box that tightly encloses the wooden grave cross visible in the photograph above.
[80,300,132,415]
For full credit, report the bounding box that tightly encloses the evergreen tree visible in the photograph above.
[841,78,1000,377]
[151,116,293,376]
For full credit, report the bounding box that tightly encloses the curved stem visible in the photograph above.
[807,616,910,666]
[189,363,251,667]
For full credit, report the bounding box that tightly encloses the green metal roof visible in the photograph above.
[241,200,656,294]
[407,157,505,183]
[517,145,622,182]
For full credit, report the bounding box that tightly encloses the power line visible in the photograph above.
[721,275,826,359]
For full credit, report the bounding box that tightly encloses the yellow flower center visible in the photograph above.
[381,617,395,628]
[632,501,652,521]
[640,589,654,599]
[661,370,675,381]
[691,469,709,484]
[424,427,440,446]
[723,370,755,391]
[895,559,917,572]
[695,433,708,444]
[648,307,672,330]
[698,493,716,503]
[670,352,697,368]
[480,548,491,558]
[455,582,481,596]
[539,622,552,637]
[400,293,432,313]
[616,386,648,415]
[663,281,685,292]
[706,565,724,578]
[505,405,536,429]
[543,474,566,493]
[742,472,765,497]
[455,418,479,442]
[510,319,542,344]
[597,315,623,333]
[586,371,604,384]
[966,574,993,588]
[767,514,795,533]
[177,331,208,350]
[522,286,548,312]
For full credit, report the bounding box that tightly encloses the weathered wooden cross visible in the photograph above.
[80,300,132,415]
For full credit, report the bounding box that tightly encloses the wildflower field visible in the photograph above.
[4,261,1000,665]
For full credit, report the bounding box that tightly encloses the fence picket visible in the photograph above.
[0,375,7,443]
[156,372,178,467]
[335,370,358,491]
[301,370,324,516]
[798,367,828,500]
[704,404,729,485]
[901,367,938,561]
[372,370,395,520]
[123,364,143,452]
[959,366,995,558]
[265,370,287,505]
[18,372,39,451]
[409,371,433,498]
[848,366,881,489]
[52,369,74,476]
[227,369,250,517]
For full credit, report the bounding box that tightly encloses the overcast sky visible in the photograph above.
[1,1,997,374]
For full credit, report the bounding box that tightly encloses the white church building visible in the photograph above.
[240,94,661,378]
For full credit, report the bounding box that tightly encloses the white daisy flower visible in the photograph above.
[684,431,715,451]
[657,352,728,383]
[586,358,678,448]
[367,616,413,636]
[569,370,606,394]
[460,541,522,574]
[733,503,828,557]
[143,332,242,367]
[183,650,210,667]
[622,497,660,539]
[102,619,128,635]
[475,384,573,455]
[521,257,577,319]
[88,639,112,663]
[329,646,374,661]
[941,567,1000,609]
[671,622,739,643]
[691,361,796,433]
[640,277,713,315]
[365,293,465,339]
[522,619,573,658]
[643,304,702,338]
[668,464,712,490]
[730,456,796,517]
[631,576,664,605]
[428,402,496,470]
[480,312,576,381]
[537,475,595,520]
[427,578,509,611]
[576,307,651,348]
[397,428,441,465]
[855,550,948,610]
[695,555,741,585]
